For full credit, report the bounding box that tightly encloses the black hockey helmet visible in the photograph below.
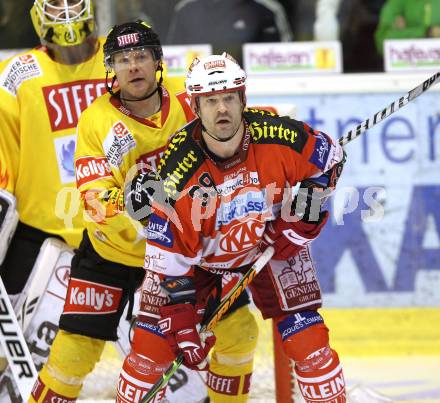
[104,20,163,72]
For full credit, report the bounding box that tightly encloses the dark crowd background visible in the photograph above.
[1,0,439,73]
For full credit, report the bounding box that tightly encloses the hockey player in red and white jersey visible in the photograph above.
[122,52,348,403]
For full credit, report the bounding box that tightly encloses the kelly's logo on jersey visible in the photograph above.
[75,156,113,188]
[63,278,122,315]
[42,79,106,131]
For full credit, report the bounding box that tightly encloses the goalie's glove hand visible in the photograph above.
[260,212,328,260]
[158,303,216,371]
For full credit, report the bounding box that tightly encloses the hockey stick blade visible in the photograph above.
[141,246,275,403]
[339,71,440,147]
[0,277,38,400]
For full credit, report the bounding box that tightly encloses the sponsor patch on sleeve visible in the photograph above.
[75,156,113,188]
[146,214,174,248]
[308,132,331,170]
[0,54,42,96]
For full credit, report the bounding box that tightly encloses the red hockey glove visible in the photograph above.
[260,212,329,260]
[158,303,216,371]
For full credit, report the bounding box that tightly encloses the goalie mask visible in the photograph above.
[30,0,95,47]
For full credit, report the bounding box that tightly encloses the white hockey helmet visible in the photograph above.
[30,0,95,46]
[185,52,247,109]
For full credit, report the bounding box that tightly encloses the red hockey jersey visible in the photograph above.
[144,108,343,276]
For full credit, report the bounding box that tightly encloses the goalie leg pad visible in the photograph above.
[276,311,346,402]
[0,189,18,266]
[207,305,258,402]
[30,330,105,402]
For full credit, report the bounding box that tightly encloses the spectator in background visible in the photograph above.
[288,0,317,41]
[339,0,385,72]
[115,0,179,41]
[0,0,38,49]
[375,0,440,55]
[314,0,341,40]
[167,0,293,63]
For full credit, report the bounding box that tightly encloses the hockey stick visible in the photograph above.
[0,276,38,400]
[141,246,275,403]
[339,71,440,146]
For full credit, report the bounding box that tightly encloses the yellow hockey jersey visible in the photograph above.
[74,87,194,267]
[0,41,187,249]
[0,41,107,247]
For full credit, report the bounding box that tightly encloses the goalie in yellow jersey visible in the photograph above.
[0,1,220,402]
[30,19,258,403]
[0,1,106,401]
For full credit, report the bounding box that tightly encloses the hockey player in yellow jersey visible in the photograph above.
[0,1,110,400]
[0,1,207,402]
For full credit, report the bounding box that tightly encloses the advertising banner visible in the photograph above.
[162,44,212,77]
[384,38,440,72]
[248,91,440,306]
[243,41,342,75]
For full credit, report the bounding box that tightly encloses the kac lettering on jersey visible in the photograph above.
[75,156,112,188]
[42,79,107,131]
[216,190,268,228]
[63,278,122,315]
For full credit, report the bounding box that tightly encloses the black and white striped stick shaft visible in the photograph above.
[339,71,440,147]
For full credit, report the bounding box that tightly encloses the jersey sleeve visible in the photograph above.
[74,106,131,231]
[0,59,21,193]
[291,121,344,185]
